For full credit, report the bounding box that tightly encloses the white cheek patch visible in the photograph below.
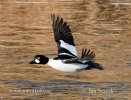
[35,59,40,63]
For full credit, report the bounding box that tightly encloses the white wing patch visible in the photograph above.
[58,53,76,57]
[60,40,77,56]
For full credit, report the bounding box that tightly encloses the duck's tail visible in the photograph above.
[81,48,104,70]
[85,61,104,70]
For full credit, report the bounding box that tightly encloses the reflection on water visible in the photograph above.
[0,0,131,99]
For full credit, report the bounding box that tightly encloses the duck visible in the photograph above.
[30,14,103,72]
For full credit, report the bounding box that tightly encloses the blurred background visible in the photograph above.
[0,0,131,99]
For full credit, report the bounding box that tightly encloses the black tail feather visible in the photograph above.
[85,61,104,70]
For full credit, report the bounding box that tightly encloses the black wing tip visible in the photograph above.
[51,13,57,17]
[81,48,95,61]
[51,14,75,46]
[50,14,68,28]
[51,14,60,21]
[51,13,56,18]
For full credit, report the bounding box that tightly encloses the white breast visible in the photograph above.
[47,59,87,72]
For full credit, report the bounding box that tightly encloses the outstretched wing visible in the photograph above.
[81,48,95,62]
[51,14,77,58]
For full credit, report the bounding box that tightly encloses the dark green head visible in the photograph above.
[30,55,49,64]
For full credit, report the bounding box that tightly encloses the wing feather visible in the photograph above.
[51,14,77,57]
[81,48,95,61]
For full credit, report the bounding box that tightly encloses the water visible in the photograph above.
[0,0,131,99]
[1,79,131,99]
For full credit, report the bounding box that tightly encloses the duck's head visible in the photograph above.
[30,55,49,64]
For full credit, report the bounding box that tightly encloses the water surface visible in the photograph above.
[0,0,131,99]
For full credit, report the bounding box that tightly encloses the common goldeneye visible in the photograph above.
[30,14,103,72]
